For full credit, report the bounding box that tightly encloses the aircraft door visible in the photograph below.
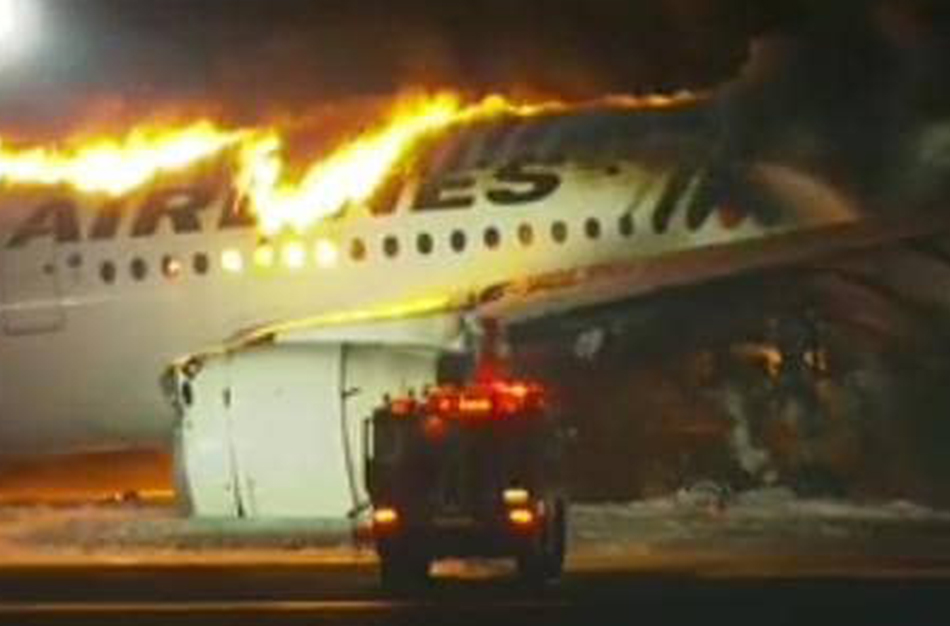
[1,238,64,335]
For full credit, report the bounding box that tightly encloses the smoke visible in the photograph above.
[714,1,950,215]
[0,1,945,209]
[1,1,947,167]
[0,0,755,136]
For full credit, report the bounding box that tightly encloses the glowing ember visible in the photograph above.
[0,90,701,234]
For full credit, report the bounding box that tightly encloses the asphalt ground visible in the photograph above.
[0,555,949,626]
[1,497,950,624]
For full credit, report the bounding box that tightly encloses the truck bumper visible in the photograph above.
[375,517,540,559]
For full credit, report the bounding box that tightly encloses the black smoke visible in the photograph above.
[1,1,946,136]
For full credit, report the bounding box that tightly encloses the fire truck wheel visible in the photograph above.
[545,499,567,579]
[379,548,431,590]
[517,499,566,584]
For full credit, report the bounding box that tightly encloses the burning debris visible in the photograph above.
[513,248,950,507]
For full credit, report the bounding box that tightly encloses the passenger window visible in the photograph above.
[162,255,182,279]
[517,223,534,246]
[350,238,367,262]
[618,213,634,237]
[221,249,244,273]
[450,230,467,253]
[67,253,82,269]
[130,258,148,281]
[193,252,210,275]
[383,235,399,258]
[551,221,568,244]
[653,168,693,234]
[100,261,116,284]
[686,192,716,231]
[417,232,434,255]
[483,226,501,250]
[584,218,601,239]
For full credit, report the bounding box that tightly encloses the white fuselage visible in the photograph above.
[0,158,851,457]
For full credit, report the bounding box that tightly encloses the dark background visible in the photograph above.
[0,0,948,134]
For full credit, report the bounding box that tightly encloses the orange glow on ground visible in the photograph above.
[0,449,172,504]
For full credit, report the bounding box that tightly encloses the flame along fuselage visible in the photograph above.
[0,113,857,458]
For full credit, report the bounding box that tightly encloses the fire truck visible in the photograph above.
[363,378,567,586]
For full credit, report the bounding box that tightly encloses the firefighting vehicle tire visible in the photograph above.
[518,499,566,584]
[379,546,431,589]
[547,499,567,578]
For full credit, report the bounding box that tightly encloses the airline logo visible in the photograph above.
[4,160,774,248]
[4,162,565,248]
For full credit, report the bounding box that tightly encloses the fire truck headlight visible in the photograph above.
[502,487,530,506]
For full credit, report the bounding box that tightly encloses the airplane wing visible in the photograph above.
[474,212,950,334]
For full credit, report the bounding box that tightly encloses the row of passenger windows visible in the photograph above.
[351,215,634,261]
[97,252,208,284]
[81,214,637,284]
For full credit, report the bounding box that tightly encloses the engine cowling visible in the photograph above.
[168,311,465,519]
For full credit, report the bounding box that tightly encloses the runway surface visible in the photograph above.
[1,495,950,624]
[2,548,950,625]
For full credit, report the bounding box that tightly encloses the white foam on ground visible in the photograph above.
[0,504,370,565]
[0,490,949,566]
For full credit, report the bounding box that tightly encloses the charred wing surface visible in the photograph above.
[507,231,950,506]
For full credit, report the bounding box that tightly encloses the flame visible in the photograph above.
[235,92,579,233]
[0,121,243,196]
[236,93,464,233]
[0,90,701,234]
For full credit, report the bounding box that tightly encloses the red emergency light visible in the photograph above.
[414,379,545,420]
[388,397,417,417]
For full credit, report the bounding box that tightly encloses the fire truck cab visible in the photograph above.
[363,378,567,586]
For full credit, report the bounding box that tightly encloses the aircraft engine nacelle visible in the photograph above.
[167,312,465,520]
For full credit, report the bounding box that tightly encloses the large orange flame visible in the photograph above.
[236,92,577,233]
[0,90,699,234]
[0,121,244,196]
